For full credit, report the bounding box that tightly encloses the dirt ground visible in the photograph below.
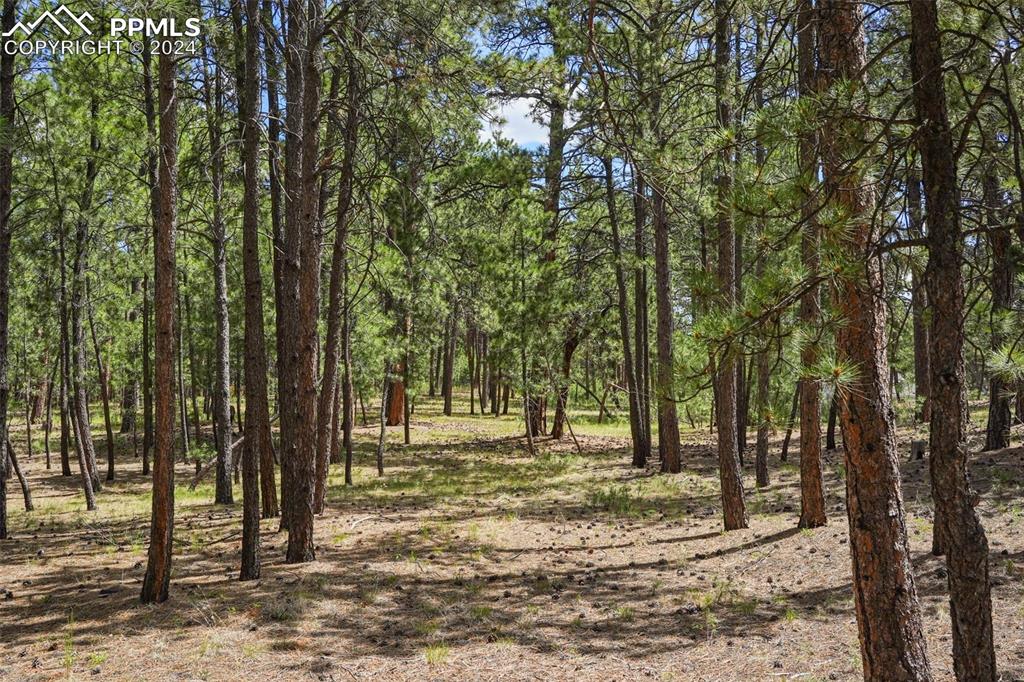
[1,397,1023,681]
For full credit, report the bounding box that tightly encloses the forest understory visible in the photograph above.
[2,397,1022,682]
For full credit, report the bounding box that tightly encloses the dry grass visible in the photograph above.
[1,397,1023,681]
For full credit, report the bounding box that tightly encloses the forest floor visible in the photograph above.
[1,396,1024,681]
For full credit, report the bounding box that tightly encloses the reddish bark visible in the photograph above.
[386,369,406,427]
[819,2,932,677]
[141,51,178,604]
[796,0,825,529]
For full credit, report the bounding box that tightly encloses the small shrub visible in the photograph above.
[424,642,450,665]
[615,606,636,621]
[587,484,640,516]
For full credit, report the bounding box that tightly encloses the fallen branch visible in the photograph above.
[348,514,376,529]
[187,435,246,491]
[6,438,33,511]
[573,380,620,419]
[188,413,278,490]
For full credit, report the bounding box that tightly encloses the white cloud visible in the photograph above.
[482,97,548,148]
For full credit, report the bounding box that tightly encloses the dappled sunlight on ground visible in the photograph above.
[2,396,1023,680]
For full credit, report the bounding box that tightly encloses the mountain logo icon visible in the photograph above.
[3,5,93,37]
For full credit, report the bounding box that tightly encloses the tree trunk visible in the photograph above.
[314,34,360,510]
[71,98,102,495]
[120,382,138,434]
[270,0,293,532]
[433,342,443,398]
[733,23,747,464]
[550,328,579,440]
[751,21,770,490]
[200,48,234,505]
[58,310,72,476]
[489,360,499,416]
[651,176,681,474]
[0,18,11,536]
[604,158,648,467]
[442,310,456,416]
[403,338,411,444]
[376,370,387,476]
[819,2,932,677]
[342,277,354,486]
[175,293,189,462]
[141,51,178,605]
[910,1,996,677]
[59,200,94,512]
[907,170,931,423]
[478,333,489,413]
[467,324,476,415]
[796,0,825,529]
[633,172,652,462]
[753,337,771,489]
[826,390,838,451]
[281,0,324,563]
[29,379,43,425]
[780,383,799,461]
[87,297,116,482]
[713,0,745,527]
[239,0,269,579]
[44,360,55,469]
[311,30,360,503]
[333,303,350,472]
[329,376,340,465]
[142,39,157,478]
[428,347,436,397]
[983,164,1011,452]
[21,354,32,460]
[183,288,200,448]
[385,365,405,427]
[141,270,153,475]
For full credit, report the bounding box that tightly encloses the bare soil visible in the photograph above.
[2,399,1023,681]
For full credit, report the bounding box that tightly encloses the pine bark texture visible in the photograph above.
[796,0,825,529]
[240,0,266,580]
[818,2,932,678]
[714,0,745,528]
[910,1,996,677]
[205,57,233,506]
[281,0,324,562]
[141,52,178,605]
